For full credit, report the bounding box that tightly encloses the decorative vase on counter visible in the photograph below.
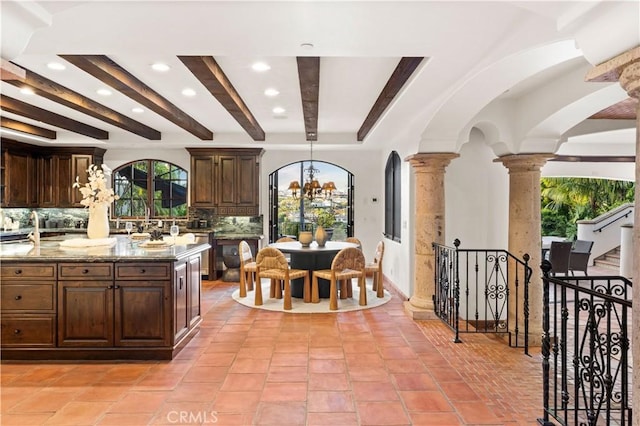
[315,225,328,247]
[298,231,313,247]
[87,204,110,239]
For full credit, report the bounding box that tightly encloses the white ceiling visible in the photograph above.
[0,0,637,155]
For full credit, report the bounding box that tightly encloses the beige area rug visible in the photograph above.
[232,279,392,313]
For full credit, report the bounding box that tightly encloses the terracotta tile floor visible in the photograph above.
[1,279,546,425]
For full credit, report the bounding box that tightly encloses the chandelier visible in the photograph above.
[288,141,336,201]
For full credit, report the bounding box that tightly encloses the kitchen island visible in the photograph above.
[0,235,211,361]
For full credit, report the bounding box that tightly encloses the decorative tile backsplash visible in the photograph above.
[1,207,264,235]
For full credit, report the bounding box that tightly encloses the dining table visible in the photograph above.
[268,240,359,298]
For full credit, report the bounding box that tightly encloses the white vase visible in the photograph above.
[87,204,110,239]
[315,225,328,247]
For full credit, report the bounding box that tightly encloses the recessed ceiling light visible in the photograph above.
[20,87,35,95]
[151,62,170,72]
[132,107,144,114]
[272,106,286,114]
[252,62,271,72]
[181,88,196,97]
[264,88,280,97]
[96,88,112,96]
[300,43,314,50]
[46,62,66,71]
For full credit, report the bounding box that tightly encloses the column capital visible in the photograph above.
[495,153,554,172]
[620,61,640,99]
[405,152,459,172]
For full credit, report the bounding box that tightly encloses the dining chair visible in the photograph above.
[255,247,310,309]
[548,241,572,276]
[276,236,296,242]
[311,247,366,310]
[364,240,385,297]
[569,239,594,276]
[238,240,257,297]
[345,237,362,249]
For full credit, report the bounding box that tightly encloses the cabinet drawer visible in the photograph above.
[59,263,114,280]
[1,263,56,279]
[1,316,56,347]
[116,263,171,280]
[1,283,55,311]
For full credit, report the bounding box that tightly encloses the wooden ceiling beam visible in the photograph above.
[0,95,108,139]
[296,57,320,141]
[3,63,160,140]
[357,57,424,141]
[178,55,265,141]
[0,116,57,139]
[60,55,213,140]
[1,58,25,82]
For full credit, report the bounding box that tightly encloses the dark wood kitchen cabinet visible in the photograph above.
[0,138,105,208]
[186,147,264,215]
[2,149,38,207]
[1,245,207,360]
[0,263,57,348]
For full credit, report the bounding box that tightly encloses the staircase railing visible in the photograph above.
[432,239,532,354]
[539,260,632,426]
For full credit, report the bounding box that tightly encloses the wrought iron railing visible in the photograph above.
[539,260,633,426]
[432,239,532,354]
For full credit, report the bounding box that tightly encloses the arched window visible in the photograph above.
[113,160,188,218]
[269,161,354,243]
[384,151,401,242]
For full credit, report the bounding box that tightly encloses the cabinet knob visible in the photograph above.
[107,285,113,289]
[82,269,89,274]
[140,269,146,274]
[13,329,21,334]
[14,269,22,275]
[14,295,22,300]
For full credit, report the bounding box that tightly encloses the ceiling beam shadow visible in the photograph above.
[357,57,424,142]
[178,56,265,141]
[0,95,108,139]
[296,57,320,141]
[3,62,160,140]
[1,116,56,139]
[60,55,213,140]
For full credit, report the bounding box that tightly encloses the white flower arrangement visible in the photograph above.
[73,164,119,208]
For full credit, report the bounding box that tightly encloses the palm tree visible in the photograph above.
[541,177,635,238]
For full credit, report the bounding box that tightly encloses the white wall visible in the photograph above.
[445,135,509,251]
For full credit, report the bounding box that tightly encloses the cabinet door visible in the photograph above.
[190,156,216,207]
[173,261,189,342]
[5,151,37,207]
[187,255,201,328]
[56,155,73,207]
[216,155,236,207]
[71,155,92,206]
[58,281,114,347]
[236,154,258,207]
[39,155,57,207]
[114,280,171,347]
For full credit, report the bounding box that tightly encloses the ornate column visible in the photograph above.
[496,154,552,345]
[586,46,640,417]
[404,153,458,319]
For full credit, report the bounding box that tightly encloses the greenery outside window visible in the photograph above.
[384,151,401,242]
[113,160,187,218]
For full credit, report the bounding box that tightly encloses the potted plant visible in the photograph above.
[316,209,336,241]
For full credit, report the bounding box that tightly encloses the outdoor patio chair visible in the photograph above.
[548,241,572,276]
[569,239,594,276]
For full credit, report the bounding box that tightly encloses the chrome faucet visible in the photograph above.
[27,210,40,246]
